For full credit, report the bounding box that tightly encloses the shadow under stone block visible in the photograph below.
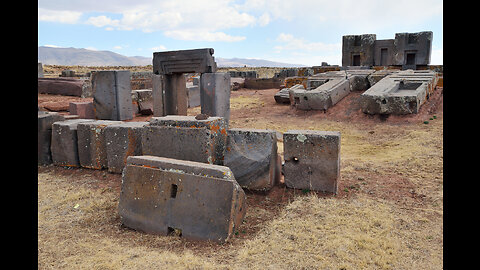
[104,121,148,174]
[224,128,280,191]
[283,130,341,194]
[77,120,122,170]
[118,155,246,242]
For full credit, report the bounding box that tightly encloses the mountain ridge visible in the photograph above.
[38,46,307,67]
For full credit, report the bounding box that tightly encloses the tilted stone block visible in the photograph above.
[118,155,246,242]
[51,119,95,167]
[104,121,148,174]
[142,116,227,165]
[38,112,65,165]
[224,128,280,191]
[283,130,341,193]
[92,70,133,121]
[77,120,122,169]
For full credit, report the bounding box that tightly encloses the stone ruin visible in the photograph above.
[274,31,440,115]
[38,48,342,242]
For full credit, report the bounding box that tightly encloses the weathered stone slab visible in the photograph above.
[187,84,200,108]
[144,116,227,165]
[77,120,122,169]
[38,63,44,78]
[38,77,85,96]
[118,155,246,242]
[360,70,438,114]
[283,130,341,193]
[153,48,216,75]
[91,70,133,121]
[51,119,95,167]
[69,102,95,119]
[200,72,231,122]
[164,73,188,115]
[152,74,165,117]
[38,112,65,165]
[132,89,153,115]
[292,78,350,111]
[104,121,148,174]
[224,128,280,191]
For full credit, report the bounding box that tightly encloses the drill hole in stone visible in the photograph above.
[167,227,182,237]
[170,184,178,198]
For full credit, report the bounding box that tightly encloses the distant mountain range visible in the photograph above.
[38,46,306,67]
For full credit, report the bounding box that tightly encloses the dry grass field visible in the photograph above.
[38,67,443,269]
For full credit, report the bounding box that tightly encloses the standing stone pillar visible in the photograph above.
[164,73,187,115]
[91,70,133,120]
[200,72,231,123]
[152,74,165,117]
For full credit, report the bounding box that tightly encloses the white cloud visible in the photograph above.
[164,30,246,42]
[150,45,167,51]
[43,44,62,48]
[274,33,341,52]
[113,46,123,50]
[85,15,119,28]
[258,13,270,26]
[38,8,82,24]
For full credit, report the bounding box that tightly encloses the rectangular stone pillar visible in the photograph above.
[104,122,148,174]
[91,70,133,120]
[200,72,231,122]
[118,155,246,242]
[77,120,122,169]
[51,119,95,167]
[283,130,341,193]
[152,74,165,117]
[164,73,187,115]
[38,112,64,165]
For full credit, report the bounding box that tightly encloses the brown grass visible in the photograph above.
[38,76,442,269]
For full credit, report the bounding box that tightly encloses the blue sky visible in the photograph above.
[38,0,443,66]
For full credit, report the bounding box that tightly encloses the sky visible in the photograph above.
[38,0,443,66]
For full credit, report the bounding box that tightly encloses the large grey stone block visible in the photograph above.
[104,121,148,174]
[187,84,200,108]
[200,72,231,122]
[224,129,280,191]
[51,119,95,167]
[152,74,166,117]
[118,155,246,242]
[153,48,216,75]
[92,70,133,120]
[77,120,122,170]
[38,112,65,165]
[143,116,227,165]
[283,130,341,193]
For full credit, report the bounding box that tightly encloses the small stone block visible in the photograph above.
[51,119,95,167]
[38,112,65,165]
[283,130,341,193]
[77,120,122,169]
[104,121,148,174]
[69,102,95,119]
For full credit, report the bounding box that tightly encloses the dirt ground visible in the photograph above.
[38,81,443,269]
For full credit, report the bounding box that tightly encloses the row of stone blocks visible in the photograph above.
[39,112,340,242]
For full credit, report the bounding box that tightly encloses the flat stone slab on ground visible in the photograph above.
[224,128,280,191]
[118,155,246,242]
[283,130,341,193]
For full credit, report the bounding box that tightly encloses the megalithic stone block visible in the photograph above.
[152,74,165,117]
[118,155,246,243]
[51,119,95,167]
[143,116,227,165]
[38,112,65,165]
[153,48,216,75]
[69,102,95,119]
[77,120,122,170]
[164,73,188,115]
[104,121,148,174]
[200,72,231,122]
[224,128,280,191]
[92,70,133,120]
[283,130,341,194]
